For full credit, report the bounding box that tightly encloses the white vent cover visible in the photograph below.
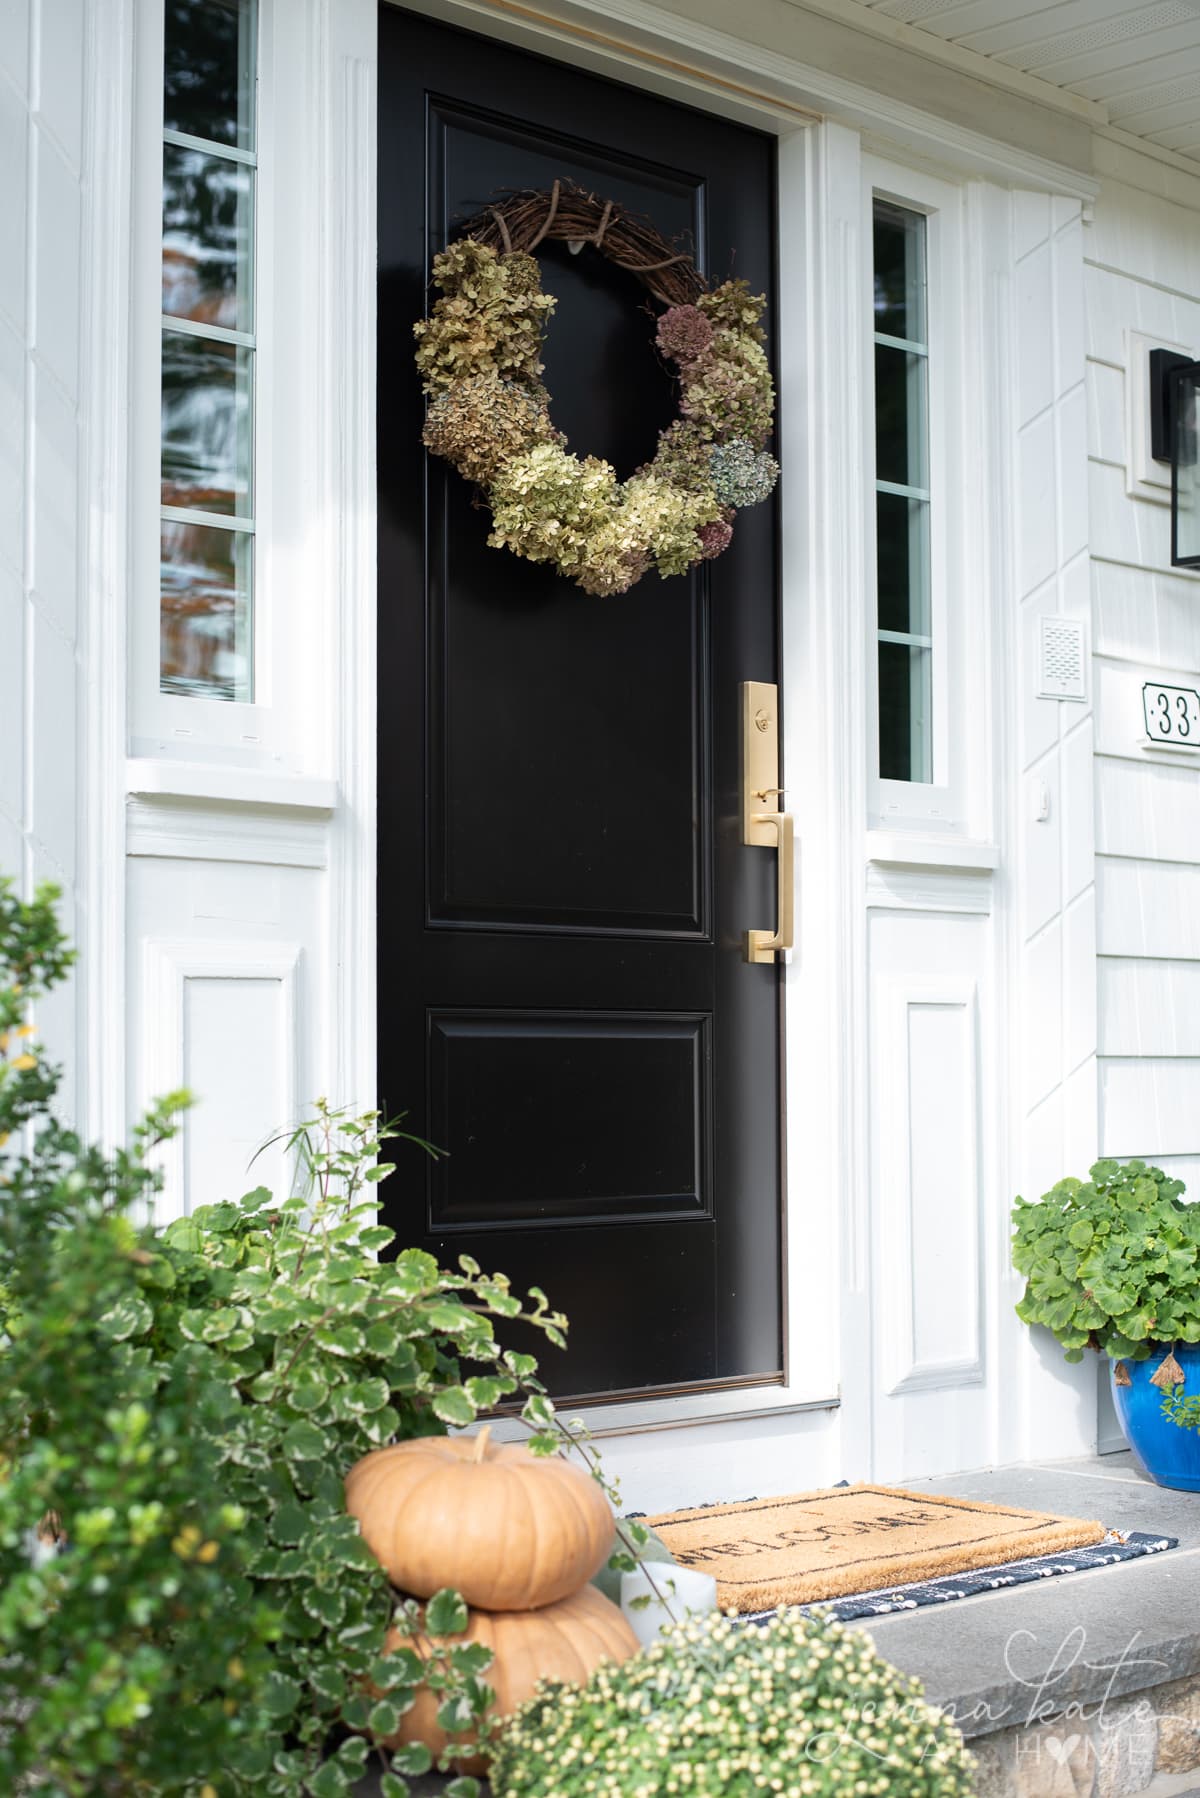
[1037,617,1087,702]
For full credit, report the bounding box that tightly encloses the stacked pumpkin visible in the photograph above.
[345,1425,639,1773]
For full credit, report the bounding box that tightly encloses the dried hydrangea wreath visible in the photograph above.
[413,181,780,598]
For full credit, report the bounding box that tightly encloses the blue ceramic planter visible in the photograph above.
[1110,1342,1200,1491]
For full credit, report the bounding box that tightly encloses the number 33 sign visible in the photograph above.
[1143,682,1200,748]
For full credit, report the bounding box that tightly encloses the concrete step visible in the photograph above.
[357,1453,1200,1797]
[862,1453,1200,1797]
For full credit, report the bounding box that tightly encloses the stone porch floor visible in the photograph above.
[357,1451,1200,1797]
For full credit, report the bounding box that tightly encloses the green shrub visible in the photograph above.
[489,1605,974,1797]
[1012,1159,1200,1361]
[0,877,619,1797]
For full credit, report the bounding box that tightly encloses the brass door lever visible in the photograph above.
[741,681,795,964]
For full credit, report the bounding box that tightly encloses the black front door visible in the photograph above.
[377,6,783,1404]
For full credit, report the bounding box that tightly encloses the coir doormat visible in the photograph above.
[645,1483,1108,1613]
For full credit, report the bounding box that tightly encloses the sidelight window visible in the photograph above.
[872,199,931,786]
[158,0,257,702]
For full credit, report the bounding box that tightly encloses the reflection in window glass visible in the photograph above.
[161,520,252,701]
[164,0,255,149]
[873,200,931,784]
[874,202,926,345]
[161,143,254,333]
[158,0,256,703]
[161,332,252,515]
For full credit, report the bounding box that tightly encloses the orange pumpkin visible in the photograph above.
[345,1425,614,1610]
[376,1582,639,1774]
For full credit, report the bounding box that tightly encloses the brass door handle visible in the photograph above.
[741,680,794,965]
[746,808,794,964]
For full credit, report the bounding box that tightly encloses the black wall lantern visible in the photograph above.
[1152,347,1200,568]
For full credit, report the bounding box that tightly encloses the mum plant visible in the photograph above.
[488,1605,974,1797]
[1012,1159,1200,1362]
[0,875,639,1797]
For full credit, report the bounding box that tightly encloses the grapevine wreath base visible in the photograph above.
[413,180,780,597]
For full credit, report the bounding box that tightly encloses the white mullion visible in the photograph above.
[161,505,256,533]
[878,629,932,649]
[163,126,258,168]
[874,329,927,356]
[876,477,930,502]
[161,316,256,351]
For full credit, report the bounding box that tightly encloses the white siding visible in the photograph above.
[1086,143,1200,1181]
[1,0,87,1109]
[1014,191,1099,1200]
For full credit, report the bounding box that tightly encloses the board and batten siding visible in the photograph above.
[1085,138,1200,1202]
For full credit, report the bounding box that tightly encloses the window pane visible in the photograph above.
[874,344,927,490]
[164,0,255,149]
[874,202,926,343]
[161,332,252,515]
[878,641,932,784]
[162,142,253,332]
[161,520,252,701]
[876,491,930,637]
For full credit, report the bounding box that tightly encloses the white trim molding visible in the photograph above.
[873,976,984,1400]
[81,0,136,1147]
[126,798,332,869]
[402,0,1102,199]
[141,937,301,1213]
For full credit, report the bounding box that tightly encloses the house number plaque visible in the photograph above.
[1142,681,1200,749]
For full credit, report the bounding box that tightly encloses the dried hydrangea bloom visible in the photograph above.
[681,331,775,444]
[698,276,769,342]
[414,239,556,393]
[709,437,780,508]
[488,443,621,575]
[422,373,559,487]
[656,304,714,367]
[697,517,733,559]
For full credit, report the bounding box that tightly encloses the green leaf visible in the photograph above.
[375,1647,424,1687]
[389,1743,433,1776]
[315,1323,365,1357]
[282,1419,327,1460]
[426,1588,469,1637]
[307,1760,350,1798]
[364,1320,401,1356]
[445,1780,481,1798]
[302,1584,346,1628]
[98,1294,153,1340]
[362,1403,401,1444]
[308,1663,348,1705]
[432,1386,477,1426]
[368,1699,404,1737]
[354,1375,391,1412]
[335,1736,370,1774]
[448,1641,494,1676]
[261,1670,303,1717]
[341,1693,373,1731]
[271,1501,309,1544]
[380,1775,410,1798]
[464,1375,511,1408]
[289,1377,328,1412]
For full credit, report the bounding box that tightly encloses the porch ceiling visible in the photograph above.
[859,0,1200,164]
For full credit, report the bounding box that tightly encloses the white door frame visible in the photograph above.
[88,0,1100,1459]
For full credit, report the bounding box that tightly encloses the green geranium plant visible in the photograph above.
[1012,1159,1200,1362]
[0,876,649,1797]
[488,1605,974,1797]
